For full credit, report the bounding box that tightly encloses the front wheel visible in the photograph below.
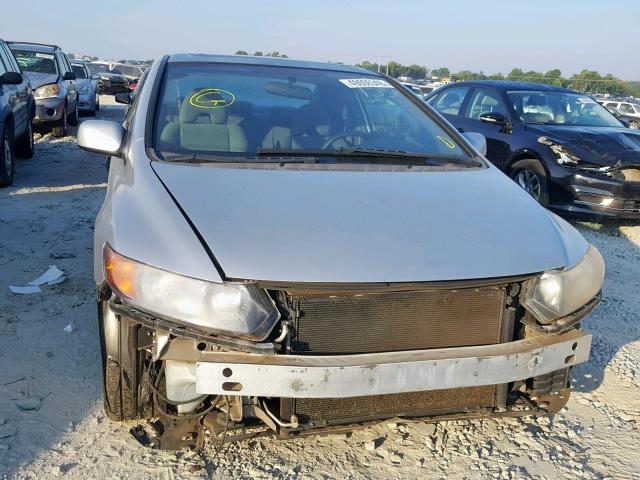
[629,120,640,130]
[99,301,150,421]
[14,118,34,159]
[68,101,79,127]
[0,127,15,187]
[510,159,549,206]
[51,106,68,138]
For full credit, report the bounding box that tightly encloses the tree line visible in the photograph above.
[355,62,638,97]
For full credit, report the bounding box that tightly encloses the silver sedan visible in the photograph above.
[77,54,604,448]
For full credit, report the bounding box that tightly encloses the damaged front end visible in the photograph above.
[101,267,598,449]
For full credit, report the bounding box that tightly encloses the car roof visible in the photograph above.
[168,53,378,75]
[8,42,58,53]
[448,80,575,94]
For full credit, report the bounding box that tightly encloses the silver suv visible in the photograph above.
[77,55,604,449]
[8,42,79,137]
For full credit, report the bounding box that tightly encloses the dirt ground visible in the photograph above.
[0,96,638,480]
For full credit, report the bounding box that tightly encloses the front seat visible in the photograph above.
[160,90,248,152]
[262,104,332,150]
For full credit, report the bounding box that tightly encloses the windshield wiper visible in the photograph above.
[160,152,233,163]
[257,148,474,166]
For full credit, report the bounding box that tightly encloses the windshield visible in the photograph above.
[507,91,623,127]
[71,64,88,79]
[88,63,109,74]
[153,63,475,165]
[11,49,58,75]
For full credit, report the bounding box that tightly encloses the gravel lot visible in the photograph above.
[0,96,638,479]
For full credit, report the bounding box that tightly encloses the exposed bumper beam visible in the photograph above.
[196,330,591,398]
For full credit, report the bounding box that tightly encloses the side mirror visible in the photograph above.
[0,71,23,85]
[77,120,125,156]
[480,112,507,125]
[63,71,76,80]
[462,132,487,156]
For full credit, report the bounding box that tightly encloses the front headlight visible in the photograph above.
[523,244,605,323]
[104,245,280,340]
[34,83,61,99]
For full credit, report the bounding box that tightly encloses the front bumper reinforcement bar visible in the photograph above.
[195,330,591,398]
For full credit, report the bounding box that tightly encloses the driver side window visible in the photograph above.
[464,89,508,120]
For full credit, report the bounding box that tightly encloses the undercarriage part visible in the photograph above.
[130,416,204,450]
[280,385,501,429]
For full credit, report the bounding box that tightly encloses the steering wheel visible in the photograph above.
[321,130,376,150]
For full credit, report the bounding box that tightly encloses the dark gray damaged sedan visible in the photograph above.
[77,54,604,447]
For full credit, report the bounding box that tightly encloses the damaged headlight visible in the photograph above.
[523,244,605,323]
[103,244,280,340]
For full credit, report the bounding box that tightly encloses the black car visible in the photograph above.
[0,38,35,187]
[426,80,640,219]
[86,62,129,94]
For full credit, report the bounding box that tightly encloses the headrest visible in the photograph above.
[292,104,331,136]
[527,95,547,107]
[180,89,229,124]
[480,96,499,107]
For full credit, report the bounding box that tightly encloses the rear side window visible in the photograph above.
[1,44,20,72]
[71,64,88,79]
[431,87,470,116]
[0,48,6,75]
[619,103,634,114]
[465,88,508,120]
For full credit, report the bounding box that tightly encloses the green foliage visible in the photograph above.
[235,50,249,55]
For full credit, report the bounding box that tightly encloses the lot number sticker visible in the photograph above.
[339,79,393,89]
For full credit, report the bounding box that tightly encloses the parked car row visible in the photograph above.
[596,98,640,128]
[426,80,640,219]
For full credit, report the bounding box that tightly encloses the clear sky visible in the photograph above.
[3,0,639,79]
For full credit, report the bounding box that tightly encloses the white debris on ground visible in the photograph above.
[0,95,638,479]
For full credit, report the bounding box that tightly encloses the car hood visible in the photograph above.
[22,71,59,90]
[152,162,587,284]
[526,124,640,167]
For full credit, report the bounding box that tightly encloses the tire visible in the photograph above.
[51,106,68,138]
[68,100,79,127]
[95,95,100,112]
[14,118,34,159]
[98,301,149,421]
[0,127,15,187]
[630,120,640,130]
[87,109,96,117]
[510,159,549,206]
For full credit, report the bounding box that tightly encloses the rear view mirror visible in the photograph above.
[480,112,507,125]
[63,71,76,80]
[264,81,312,100]
[77,120,125,157]
[462,132,487,156]
[0,71,23,85]
[115,92,132,104]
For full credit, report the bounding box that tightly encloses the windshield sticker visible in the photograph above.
[436,135,456,149]
[339,79,393,89]
[35,53,54,60]
[188,88,236,109]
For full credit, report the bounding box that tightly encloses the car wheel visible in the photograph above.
[0,127,15,187]
[630,120,640,130]
[96,95,100,112]
[14,118,34,159]
[510,159,549,206]
[99,301,150,421]
[68,101,80,127]
[51,106,68,138]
